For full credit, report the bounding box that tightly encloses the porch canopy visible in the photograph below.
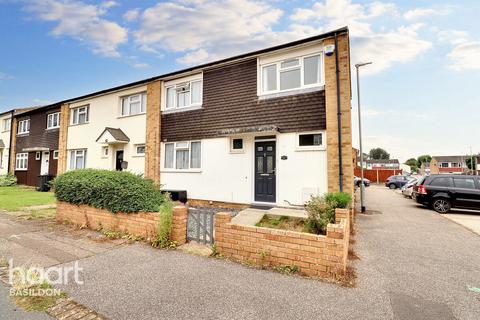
[96,127,130,145]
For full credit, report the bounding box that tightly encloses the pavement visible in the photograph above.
[0,283,53,320]
[442,211,480,236]
[1,187,480,319]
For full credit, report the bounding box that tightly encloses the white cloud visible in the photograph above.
[404,7,451,20]
[123,8,140,22]
[290,1,431,74]
[447,41,480,71]
[176,49,210,65]
[26,0,127,57]
[134,0,283,65]
[437,30,470,45]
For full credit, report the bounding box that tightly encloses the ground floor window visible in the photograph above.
[135,144,145,156]
[297,132,325,150]
[69,149,87,170]
[16,153,28,170]
[164,141,201,170]
[53,150,59,159]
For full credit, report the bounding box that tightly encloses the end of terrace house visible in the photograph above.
[9,27,354,207]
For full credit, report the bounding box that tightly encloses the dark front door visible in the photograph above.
[255,141,276,203]
[116,150,124,171]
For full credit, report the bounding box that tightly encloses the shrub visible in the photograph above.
[304,192,352,235]
[151,197,176,248]
[52,169,167,213]
[0,174,17,187]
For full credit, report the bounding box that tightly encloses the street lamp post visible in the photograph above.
[355,62,372,213]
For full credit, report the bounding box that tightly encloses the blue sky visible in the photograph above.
[0,0,479,161]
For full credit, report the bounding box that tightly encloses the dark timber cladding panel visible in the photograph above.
[161,58,326,142]
[15,152,40,186]
[16,107,60,152]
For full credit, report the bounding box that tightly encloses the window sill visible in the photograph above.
[117,112,146,119]
[69,123,89,127]
[295,146,326,152]
[162,105,203,115]
[15,169,27,171]
[258,85,324,100]
[17,133,29,136]
[46,127,60,131]
[132,155,145,158]
[229,150,245,154]
[162,169,202,173]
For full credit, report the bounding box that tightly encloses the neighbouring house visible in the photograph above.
[430,156,468,174]
[0,110,13,175]
[363,159,400,170]
[52,27,353,206]
[10,105,61,186]
[58,84,149,175]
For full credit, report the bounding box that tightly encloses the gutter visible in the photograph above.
[334,33,343,192]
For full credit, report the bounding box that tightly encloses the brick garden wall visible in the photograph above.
[56,201,187,245]
[215,208,351,278]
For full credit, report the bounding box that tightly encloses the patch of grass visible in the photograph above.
[255,215,307,233]
[274,265,299,275]
[0,186,55,211]
[27,208,56,220]
[102,229,143,242]
[11,281,66,312]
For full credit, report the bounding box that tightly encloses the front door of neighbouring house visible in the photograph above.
[40,151,50,175]
[254,141,276,203]
[115,150,124,171]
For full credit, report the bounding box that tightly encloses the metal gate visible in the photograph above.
[187,208,215,244]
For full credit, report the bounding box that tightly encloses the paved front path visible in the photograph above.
[2,187,480,319]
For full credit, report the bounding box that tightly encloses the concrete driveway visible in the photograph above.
[2,187,480,319]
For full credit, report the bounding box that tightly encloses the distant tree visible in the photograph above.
[416,155,432,168]
[369,148,390,160]
[405,158,418,172]
[466,156,477,170]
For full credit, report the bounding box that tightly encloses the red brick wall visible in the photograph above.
[56,202,187,245]
[215,208,351,278]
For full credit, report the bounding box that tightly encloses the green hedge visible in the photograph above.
[0,174,17,187]
[52,169,167,213]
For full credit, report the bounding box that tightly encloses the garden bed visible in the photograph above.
[255,215,308,233]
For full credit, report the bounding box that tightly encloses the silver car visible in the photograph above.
[401,178,418,198]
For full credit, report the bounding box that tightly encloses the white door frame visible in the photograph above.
[40,151,50,175]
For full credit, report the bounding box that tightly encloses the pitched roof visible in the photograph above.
[95,127,130,143]
[366,159,400,164]
[432,156,466,163]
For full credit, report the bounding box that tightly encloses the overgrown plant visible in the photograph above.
[304,192,352,235]
[151,198,176,248]
[0,174,17,187]
[53,169,167,213]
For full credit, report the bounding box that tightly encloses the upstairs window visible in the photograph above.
[47,112,60,129]
[18,119,30,134]
[71,106,89,125]
[165,80,202,110]
[121,93,146,116]
[261,53,323,94]
[3,118,11,131]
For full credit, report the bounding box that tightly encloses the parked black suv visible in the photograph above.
[413,175,480,213]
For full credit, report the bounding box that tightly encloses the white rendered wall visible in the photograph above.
[67,85,147,174]
[0,113,11,175]
[160,132,327,206]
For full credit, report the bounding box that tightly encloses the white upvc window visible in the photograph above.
[296,131,325,151]
[164,141,201,170]
[121,93,147,116]
[35,152,41,160]
[18,119,30,134]
[69,149,87,170]
[135,144,145,156]
[53,150,59,159]
[165,80,202,110]
[3,118,11,132]
[71,106,89,125]
[261,53,323,95]
[47,112,61,129]
[15,153,28,170]
[230,138,244,153]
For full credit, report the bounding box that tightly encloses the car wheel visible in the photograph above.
[389,183,397,189]
[432,198,451,214]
